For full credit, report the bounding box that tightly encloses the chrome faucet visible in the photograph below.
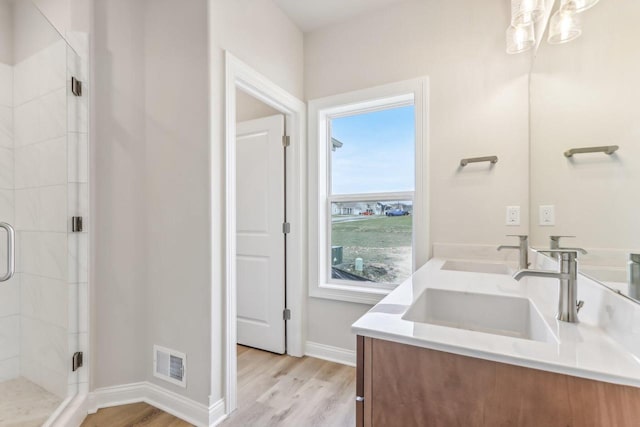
[630,254,640,300]
[497,235,529,270]
[513,250,585,323]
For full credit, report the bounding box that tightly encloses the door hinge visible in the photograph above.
[283,308,291,320]
[72,216,83,232]
[282,222,291,234]
[72,351,84,372]
[282,135,290,147]
[71,77,83,97]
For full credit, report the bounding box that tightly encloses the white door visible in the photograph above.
[236,115,286,354]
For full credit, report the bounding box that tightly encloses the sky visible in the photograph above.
[331,105,415,195]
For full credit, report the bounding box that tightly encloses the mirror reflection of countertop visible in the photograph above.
[352,251,640,388]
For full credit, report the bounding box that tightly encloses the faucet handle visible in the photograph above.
[549,235,576,249]
[538,248,588,256]
[506,234,528,241]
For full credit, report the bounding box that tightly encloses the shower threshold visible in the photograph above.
[0,377,62,427]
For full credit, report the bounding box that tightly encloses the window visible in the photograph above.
[309,79,429,304]
[330,106,415,287]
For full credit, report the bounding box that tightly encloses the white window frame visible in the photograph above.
[308,78,430,305]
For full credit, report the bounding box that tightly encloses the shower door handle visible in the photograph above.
[0,222,15,282]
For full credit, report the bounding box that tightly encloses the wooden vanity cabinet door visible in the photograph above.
[360,337,640,427]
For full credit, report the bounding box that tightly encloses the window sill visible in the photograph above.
[309,282,393,305]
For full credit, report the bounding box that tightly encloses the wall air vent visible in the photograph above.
[153,345,186,387]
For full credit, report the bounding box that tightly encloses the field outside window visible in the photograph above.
[328,105,415,286]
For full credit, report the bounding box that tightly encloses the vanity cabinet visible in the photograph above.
[356,336,640,427]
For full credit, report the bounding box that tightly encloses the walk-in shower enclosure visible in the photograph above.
[0,0,89,424]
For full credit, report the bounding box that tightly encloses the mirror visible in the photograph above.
[530,0,640,301]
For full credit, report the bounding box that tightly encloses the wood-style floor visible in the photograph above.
[80,402,191,427]
[82,345,356,427]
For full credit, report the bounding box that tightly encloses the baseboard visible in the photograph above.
[305,341,356,367]
[87,382,226,427]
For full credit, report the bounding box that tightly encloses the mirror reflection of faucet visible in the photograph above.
[497,235,529,270]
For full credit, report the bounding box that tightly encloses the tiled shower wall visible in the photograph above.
[14,39,70,397]
[0,60,18,382]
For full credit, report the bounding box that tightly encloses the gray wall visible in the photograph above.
[92,0,149,391]
[0,1,13,64]
[92,0,211,404]
[143,0,211,401]
[236,89,279,123]
[13,0,62,63]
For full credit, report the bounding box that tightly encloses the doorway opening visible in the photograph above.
[235,91,286,354]
[223,52,306,415]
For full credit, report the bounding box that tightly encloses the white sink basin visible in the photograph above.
[403,289,557,344]
[441,260,511,275]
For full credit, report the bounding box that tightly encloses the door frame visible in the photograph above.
[223,51,306,414]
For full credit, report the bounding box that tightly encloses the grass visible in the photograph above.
[331,215,412,283]
[332,216,412,248]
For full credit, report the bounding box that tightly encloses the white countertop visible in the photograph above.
[352,254,640,388]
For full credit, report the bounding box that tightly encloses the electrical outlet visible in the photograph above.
[506,206,520,226]
[539,205,555,226]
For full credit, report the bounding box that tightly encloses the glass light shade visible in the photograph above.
[548,9,582,44]
[511,0,546,26]
[506,24,535,54]
[561,0,600,13]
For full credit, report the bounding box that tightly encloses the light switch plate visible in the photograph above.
[506,206,520,226]
[539,205,555,226]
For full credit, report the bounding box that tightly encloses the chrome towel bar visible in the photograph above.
[564,145,619,157]
[460,156,498,167]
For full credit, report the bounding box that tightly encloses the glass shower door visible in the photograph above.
[0,0,87,424]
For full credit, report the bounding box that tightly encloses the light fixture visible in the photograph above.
[548,8,582,44]
[511,0,546,26]
[506,23,535,54]
[505,0,597,54]
[561,0,600,14]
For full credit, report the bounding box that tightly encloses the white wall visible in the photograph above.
[530,0,640,280]
[304,0,532,351]
[209,0,303,400]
